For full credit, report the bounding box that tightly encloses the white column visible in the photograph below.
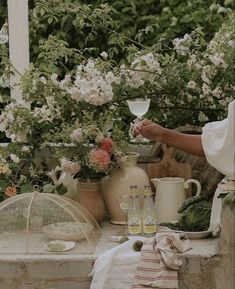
[7,0,29,102]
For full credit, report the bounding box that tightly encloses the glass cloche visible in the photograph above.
[0,191,102,254]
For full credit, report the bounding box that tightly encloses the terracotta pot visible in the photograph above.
[101,152,150,225]
[69,179,105,224]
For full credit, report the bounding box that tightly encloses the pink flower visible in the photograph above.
[70,128,82,141]
[88,149,110,171]
[100,137,114,154]
[61,158,81,175]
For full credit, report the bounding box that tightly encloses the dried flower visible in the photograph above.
[4,186,17,197]
[0,164,11,175]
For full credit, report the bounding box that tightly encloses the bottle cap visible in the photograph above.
[144,185,153,196]
[130,185,137,189]
[130,185,138,196]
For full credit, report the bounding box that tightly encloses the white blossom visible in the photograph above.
[19,175,27,183]
[198,111,209,122]
[59,74,71,88]
[209,53,227,68]
[228,40,234,48]
[187,80,197,90]
[201,65,215,84]
[202,83,211,95]
[173,34,192,55]
[10,154,20,163]
[21,146,30,153]
[40,76,47,84]
[187,54,197,68]
[65,59,115,106]
[33,105,53,122]
[212,87,223,98]
[50,73,58,84]
[120,52,161,88]
[0,74,10,88]
[100,51,108,60]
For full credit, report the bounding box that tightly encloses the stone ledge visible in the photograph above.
[0,222,220,289]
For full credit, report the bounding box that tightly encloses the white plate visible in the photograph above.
[158,226,212,239]
[175,230,212,239]
[45,240,76,252]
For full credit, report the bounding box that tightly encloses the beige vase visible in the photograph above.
[101,152,150,225]
[68,179,105,225]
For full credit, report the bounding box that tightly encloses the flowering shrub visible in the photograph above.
[0,152,52,201]
[0,56,129,193]
[0,1,234,199]
[116,20,234,128]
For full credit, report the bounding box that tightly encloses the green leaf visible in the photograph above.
[224,0,233,6]
[222,192,235,207]
[55,183,67,195]
[48,17,54,25]
[20,184,34,193]
[0,179,8,192]
[43,184,56,193]
[40,8,45,17]
[180,14,192,23]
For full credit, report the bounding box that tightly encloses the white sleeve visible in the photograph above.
[201,101,235,180]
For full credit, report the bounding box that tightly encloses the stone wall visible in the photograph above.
[179,202,235,289]
[213,204,235,289]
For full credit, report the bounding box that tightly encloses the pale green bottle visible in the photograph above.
[142,185,157,235]
[127,185,142,235]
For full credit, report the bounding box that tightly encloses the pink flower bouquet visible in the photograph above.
[59,129,122,180]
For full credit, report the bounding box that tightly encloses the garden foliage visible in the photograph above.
[0,0,234,198]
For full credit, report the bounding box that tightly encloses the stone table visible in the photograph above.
[0,222,220,289]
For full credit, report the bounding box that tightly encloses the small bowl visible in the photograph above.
[44,240,76,252]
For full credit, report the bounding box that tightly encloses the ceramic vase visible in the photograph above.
[67,179,105,224]
[101,152,150,225]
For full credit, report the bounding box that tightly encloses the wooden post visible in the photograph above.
[7,0,29,102]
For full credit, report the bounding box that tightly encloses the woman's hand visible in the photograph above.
[133,119,165,142]
[133,119,204,156]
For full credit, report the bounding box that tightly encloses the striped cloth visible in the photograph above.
[132,232,191,289]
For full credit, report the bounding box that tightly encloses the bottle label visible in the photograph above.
[128,216,142,235]
[143,215,156,234]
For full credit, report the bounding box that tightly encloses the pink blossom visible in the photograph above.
[70,128,82,141]
[61,158,81,175]
[100,137,114,154]
[88,149,110,171]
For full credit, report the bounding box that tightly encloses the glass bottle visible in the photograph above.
[142,185,157,235]
[127,185,142,235]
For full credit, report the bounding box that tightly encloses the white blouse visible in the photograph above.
[202,100,235,180]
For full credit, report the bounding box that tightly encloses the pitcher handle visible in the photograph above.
[184,179,201,196]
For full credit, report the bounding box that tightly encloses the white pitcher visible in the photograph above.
[151,177,201,224]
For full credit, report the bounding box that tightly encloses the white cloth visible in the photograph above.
[90,236,145,289]
[90,233,191,289]
[132,232,191,289]
[208,186,222,237]
[201,100,235,180]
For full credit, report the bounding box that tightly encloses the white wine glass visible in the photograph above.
[127,98,151,143]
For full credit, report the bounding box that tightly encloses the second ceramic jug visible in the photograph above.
[101,152,150,224]
[151,177,201,224]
